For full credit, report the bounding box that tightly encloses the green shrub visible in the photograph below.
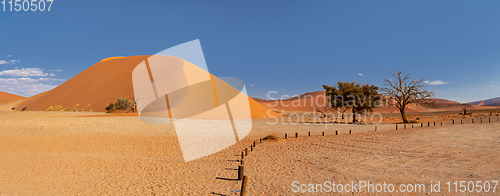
[105,103,115,113]
[115,98,131,110]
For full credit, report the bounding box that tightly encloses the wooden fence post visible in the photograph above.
[240,175,249,196]
[335,130,338,135]
[375,126,377,132]
[322,131,324,136]
[285,133,287,139]
[295,133,298,138]
[238,165,244,180]
[349,130,351,134]
[308,131,311,136]
[396,125,398,130]
[245,148,248,156]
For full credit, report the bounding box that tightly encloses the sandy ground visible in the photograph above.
[0,111,499,195]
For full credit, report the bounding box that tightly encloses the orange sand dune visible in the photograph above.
[255,90,499,113]
[0,91,25,104]
[16,56,277,119]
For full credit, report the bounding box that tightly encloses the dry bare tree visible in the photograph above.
[383,71,435,123]
[129,96,142,113]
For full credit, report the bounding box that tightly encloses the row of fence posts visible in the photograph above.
[284,129,353,139]
[238,139,262,195]
[236,117,498,195]
[395,117,497,130]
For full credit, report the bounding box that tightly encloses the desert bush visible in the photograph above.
[262,134,280,141]
[105,103,115,113]
[11,107,15,111]
[22,107,27,111]
[115,98,131,110]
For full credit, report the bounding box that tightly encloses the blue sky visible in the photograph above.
[0,0,499,103]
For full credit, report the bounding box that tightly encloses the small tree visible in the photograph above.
[115,98,131,110]
[323,82,381,124]
[382,71,435,123]
[105,103,115,113]
[129,96,141,113]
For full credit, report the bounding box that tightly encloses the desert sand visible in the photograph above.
[0,110,498,195]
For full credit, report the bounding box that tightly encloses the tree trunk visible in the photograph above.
[352,108,357,124]
[400,108,408,123]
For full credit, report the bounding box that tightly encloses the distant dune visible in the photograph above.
[0,91,25,104]
[254,90,499,113]
[15,56,277,119]
[474,97,500,107]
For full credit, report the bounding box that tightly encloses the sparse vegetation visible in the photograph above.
[46,105,63,111]
[11,107,15,111]
[115,98,131,110]
[105,98,134,113]
[323,81,382,123]
[22,107,27,111]
[130,96,141,113]
[262,134,280,141]
[105,103,115,113]
[383,71,435,123]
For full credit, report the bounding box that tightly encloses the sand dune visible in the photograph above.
[0,91,25,104]
[15,56,277,119]
[255,90,499,113]
[480,97,500,107]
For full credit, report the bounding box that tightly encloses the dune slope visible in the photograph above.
[16,56,277,119]
[0,91,25,104]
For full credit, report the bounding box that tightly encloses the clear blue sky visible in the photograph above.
[0,0,499,103]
